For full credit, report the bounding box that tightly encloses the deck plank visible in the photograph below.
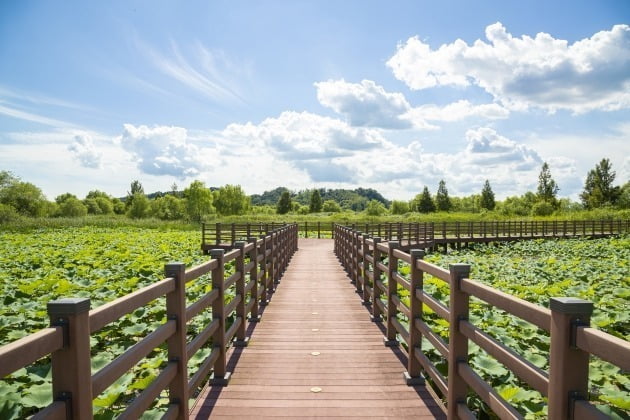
[190,239,445,419]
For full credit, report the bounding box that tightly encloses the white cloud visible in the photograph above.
[403,100,509,123]
[315,79,414,128]
[387,23,630,113]
[0,103,74,128]
[118,124,210,178]
[68,133,102,168]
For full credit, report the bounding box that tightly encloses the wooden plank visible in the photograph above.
[190,239,444,419]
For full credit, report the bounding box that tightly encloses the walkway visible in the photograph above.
[190,239,445,419]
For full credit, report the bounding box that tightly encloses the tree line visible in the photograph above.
[0,158,627,223]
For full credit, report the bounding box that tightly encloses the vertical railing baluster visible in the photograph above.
[385,241,400,346]
[234,242,248,346]
[210,250,231,385]
[372,237,382,321]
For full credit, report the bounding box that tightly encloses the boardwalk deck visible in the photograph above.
[190,239,445,419]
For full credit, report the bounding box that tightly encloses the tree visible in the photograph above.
[214,184,250,215]
[127,193,150,219]
[537,162,559,205]
[183,180,214,222]
[365,199,386,216]
[435,180,452,212]
[480,180,496,210]
[276,191,292,214]
[414,186,436,213]
[0,181,49,217]
[580,158,620,208]
[55,193,77,204]
[151,195,185,220]
[59,197,88,217]
[309,189,323,213]
[322,200,341,213]
[126,180,145,208]
[390,200,409,215]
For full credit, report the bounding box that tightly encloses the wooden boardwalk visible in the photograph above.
[190,239,445,419]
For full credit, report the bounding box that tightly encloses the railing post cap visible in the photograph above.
[449,263,471,276]
[210,249,225,258]
[47,298,90,316]
[234,241,246,247]
[388,240,400,248]
[410,249,425,258]
[373,237,381,242]
[248,237,257,243]
[165,262,186,276]
[550,297,593,315]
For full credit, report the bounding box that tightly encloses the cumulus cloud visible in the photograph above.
[403,100,509,123]
[315,79,509,129]
[387,23,630,112]
[68,134,102,168]
[315,79,414,128]
[118,124,207,178]
[464,127,541,169]
[223,111,386,163]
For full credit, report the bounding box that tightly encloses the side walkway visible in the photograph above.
[190,239,445,419]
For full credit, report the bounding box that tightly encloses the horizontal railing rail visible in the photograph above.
[334,224,630,420]
[0,224,298,419]
[204,219,630,251]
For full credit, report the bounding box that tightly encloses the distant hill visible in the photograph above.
[251,187,390,211]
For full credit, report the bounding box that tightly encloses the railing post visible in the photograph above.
[385,241,400,346]
[164,263,189,418]
[210,249,231,385]
[372,237,383,321]
[362,234,371,305]
[248,237,261,322]
[405,249,425,385]
[234,242,248,346]
[448,263,471,420]
[47,298,93,420]
[260,235,269,305]
[216,222,221,245]
[548,297,593,419]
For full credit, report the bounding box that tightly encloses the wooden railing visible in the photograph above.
[334,224,630,419]
[203,220,630,250]
[0,224,298,419]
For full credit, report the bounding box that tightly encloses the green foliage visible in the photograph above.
[531,200,554,216]
[581,158,621,209]
[480,180,495,210]
[365,199,386,216]
[0,181,49,217]
[213,185,250,216]
[55,193,77,204]
[436,180,452,211]
[0,227,210,417]
[126,193,150,219]
[537,162,559,207]
[183,180,214,222]
[390,200,409,215]
[414,236,630,417]
[413,186,436,213]
[150,195,185,220]
[309,189,323,213]
[276,191,292,214]
[322,200,341,213]
[58,197,88,217]
[0,203,19,223]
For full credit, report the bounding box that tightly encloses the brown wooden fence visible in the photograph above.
[203,220,629,250]
[334,224,630,419]
[0,224,298,419]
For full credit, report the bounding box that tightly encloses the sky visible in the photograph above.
[1,0,629,201]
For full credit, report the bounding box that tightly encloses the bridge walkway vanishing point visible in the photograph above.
[190,239,445,419]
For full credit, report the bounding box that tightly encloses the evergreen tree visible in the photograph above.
[580,158,620,208]
[435,180,452,211]
[416,186,436,213]
[537,162,559,205]
[480,180,496,210]
[276,191,292,214]
[309,189,323,213]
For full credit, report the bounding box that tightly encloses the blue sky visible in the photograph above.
[1,1,629,200]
